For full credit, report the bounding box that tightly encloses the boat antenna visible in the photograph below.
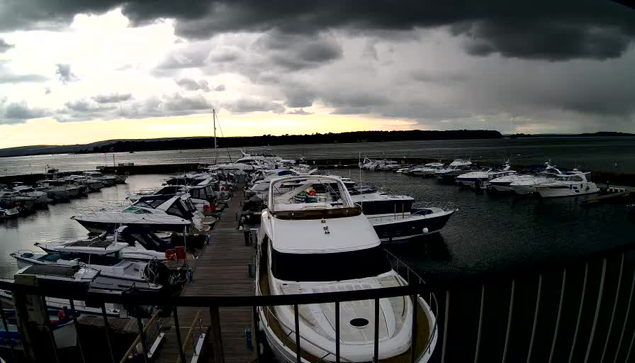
[213,108,218,164]
[358,152,362,187]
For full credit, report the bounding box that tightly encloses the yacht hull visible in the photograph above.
[536,184,600,198]
[369,209,455,242]
[74,219,190,234]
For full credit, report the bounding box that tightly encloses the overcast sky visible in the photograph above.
[0,0,634,148]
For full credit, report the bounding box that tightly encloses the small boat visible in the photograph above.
[351,191,455,242]
[456,162,516,189]
[256,175,437,362]
[71,194,202,233]
[534,171,600,198]
[12,184,52,205]
[434,159,473,183]
[0,207,20,220]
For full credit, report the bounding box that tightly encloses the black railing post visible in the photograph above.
[374,297,380,363]
[173,306,187,363]
[335,301,340,363]
[0,302,16,362]
[68,300,86,363]
[252,305,261,362]
[210,306,225,363]
[135,314,150,363]
[41,299,60,363]
[294,304,301,363]
[101,304,116,363]
[411,294,418,363]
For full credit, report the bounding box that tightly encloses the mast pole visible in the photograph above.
[213,108,218,164]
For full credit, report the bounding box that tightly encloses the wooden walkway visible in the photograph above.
[154,189,257,363]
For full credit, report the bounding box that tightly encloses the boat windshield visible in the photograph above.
[271,246,391,281]
[270,177,355,216]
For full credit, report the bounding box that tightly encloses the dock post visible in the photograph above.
[12,274,59,363]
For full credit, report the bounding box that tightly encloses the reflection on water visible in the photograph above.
[0,174,166,278]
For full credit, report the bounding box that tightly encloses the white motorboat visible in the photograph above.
[508,163,566,195]
[71,194,202,233]
[129,182,214,214]
[434,159,473,182]
[12,184,52,205]
[456,162,516,189]
[351,191,455,242]
[256,175,437,362]
[411,163,444,177]
[11,242,176,294]
[0,304,78,350]
[34,226,172,262]
[0,190,38,211]
[534,171,599,198]
[84,171,117,187]
[0,207,20,219]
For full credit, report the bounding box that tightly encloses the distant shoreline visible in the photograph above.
[0,130,632,159]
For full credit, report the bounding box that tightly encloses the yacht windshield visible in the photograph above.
[271,247,391,281]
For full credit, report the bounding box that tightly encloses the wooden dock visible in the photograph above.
[153,188,257,363]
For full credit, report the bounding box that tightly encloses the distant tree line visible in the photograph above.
[83,130,502,154]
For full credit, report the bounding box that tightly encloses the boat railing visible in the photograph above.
[384,249,439,360]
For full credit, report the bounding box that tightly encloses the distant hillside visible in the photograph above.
[508,131,635,138]
[0,129,502,158]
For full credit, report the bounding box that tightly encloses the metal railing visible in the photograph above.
[0,277,429,363]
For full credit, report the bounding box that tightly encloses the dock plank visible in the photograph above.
[153,188,257,363]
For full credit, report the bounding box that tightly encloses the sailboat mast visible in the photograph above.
[213,108,218,164]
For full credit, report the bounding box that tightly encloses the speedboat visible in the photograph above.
[256,175,437,362]
[508,163,566,195]
[488,163,558,192]
[71,194,202,233]
[456,162,516,189]
[129,182,214,214]
[411,163,444,177]
[434,159,473,183]
[11,242,177,294]
[34,226,172,262]
[351,191,455,242]
[534,171,599,198]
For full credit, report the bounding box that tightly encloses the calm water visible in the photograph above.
[2,136,635,176]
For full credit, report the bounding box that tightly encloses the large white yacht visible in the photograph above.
[534,171,599,198]
[72,194,202,233]
[508,163,566,195]
[256,176,437,362]
[410,163,444,177]
[455,162,516,189]
[434,159,473,182]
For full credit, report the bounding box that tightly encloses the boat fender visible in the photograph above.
[422,227,429,234]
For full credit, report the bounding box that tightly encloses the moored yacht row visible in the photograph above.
[0,170,127,220]
[371,158,602,199]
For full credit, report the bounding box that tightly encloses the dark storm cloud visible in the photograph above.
[176,78,211,91]
[64,100,115,113]
[55,64,78,83]
[3,102,46,121]
[92,93,133,103]
[6,0,632,61]
[0,39,13,53]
